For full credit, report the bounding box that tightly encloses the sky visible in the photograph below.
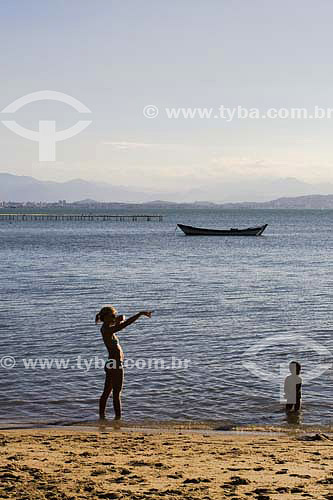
[1,0,333,198]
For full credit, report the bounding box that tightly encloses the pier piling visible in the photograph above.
[0,213,163,223]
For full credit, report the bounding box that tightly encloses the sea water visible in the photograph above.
[0,208,332,427]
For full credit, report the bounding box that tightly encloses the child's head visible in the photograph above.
[95,305,118,325]
[289,361,301,375]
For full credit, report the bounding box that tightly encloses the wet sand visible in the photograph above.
[1,427,333,499]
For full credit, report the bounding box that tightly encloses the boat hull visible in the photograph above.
[177,223,268,236]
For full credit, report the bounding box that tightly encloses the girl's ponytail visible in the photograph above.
[95,305,117,325]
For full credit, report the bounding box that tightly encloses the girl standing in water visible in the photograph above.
[95,305,153,420]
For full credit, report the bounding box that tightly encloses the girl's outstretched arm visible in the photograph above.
[114,311,153,333]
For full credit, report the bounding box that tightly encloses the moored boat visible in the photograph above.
[177,223,268,236]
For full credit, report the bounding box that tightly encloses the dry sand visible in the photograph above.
[1,427,333,499]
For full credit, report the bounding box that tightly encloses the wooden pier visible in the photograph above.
[0,213,163,222]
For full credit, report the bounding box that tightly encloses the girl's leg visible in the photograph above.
[99,372,113,419]
[112,368,124,420]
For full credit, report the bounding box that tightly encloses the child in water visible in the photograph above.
[95,305,153,420]
[284,361,302,413]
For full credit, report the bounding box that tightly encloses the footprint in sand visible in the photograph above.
[222,476,251,487]
[276,487,290,493]
[275,468,288,474]
[127,460,148,466]
[252,487,273,495]
[96,493,119,499]
[91,469,107,476]
[167,472,183,479]
[183,478,211,484]
[317,477,333,484]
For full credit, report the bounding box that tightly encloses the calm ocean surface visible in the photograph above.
[1,208,332,428]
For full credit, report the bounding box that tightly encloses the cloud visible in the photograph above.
[208,156,333,182]
[103,141,157,150]
[101,141,190,151]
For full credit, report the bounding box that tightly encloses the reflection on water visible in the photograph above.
[285,410,302,426]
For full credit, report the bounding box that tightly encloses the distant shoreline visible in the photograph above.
[3,195,333,210]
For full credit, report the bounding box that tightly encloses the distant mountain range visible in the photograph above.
[217,194,333,209]
[0,173,166,203]
[145,195,333,209]
[2,172,333,208]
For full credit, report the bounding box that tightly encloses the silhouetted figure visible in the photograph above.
[96,305,153,420]
[284,361,302,414]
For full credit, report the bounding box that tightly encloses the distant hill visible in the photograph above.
[220,194,333,209]
[180,176,333,202]
[150,195,333,209]
[0,173,178,203]
[1,172,333,206]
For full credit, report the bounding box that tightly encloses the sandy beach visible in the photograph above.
[1,426,333,500]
